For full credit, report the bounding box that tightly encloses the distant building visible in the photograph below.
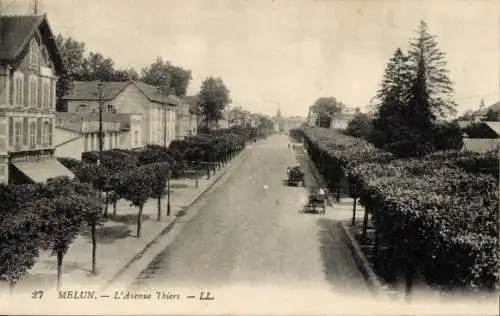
[0,14,74,184]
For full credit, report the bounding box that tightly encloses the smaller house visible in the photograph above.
[460,120,500,153]
[54,112,142,160]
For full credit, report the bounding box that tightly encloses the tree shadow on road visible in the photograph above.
[81,224,132,244]
[316,218,370,294]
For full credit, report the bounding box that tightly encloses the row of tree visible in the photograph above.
[297,127,499,299]
[1,127,271,292]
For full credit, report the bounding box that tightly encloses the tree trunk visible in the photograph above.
[136,205,143,237]
[91,222,97,275]
[405,263,415,302]
[157,197,162,222]
[113,201,117,216]
[57,250,63,291]
[103,192,108,218]
[351,197,357,226]
[362,207,369,242]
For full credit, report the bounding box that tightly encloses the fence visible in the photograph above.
[462,138,500,153]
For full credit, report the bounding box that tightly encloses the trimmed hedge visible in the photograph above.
[301,127,499,292]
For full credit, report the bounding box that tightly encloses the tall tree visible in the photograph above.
[141,57,192,96]
[407,21,456,118]
[54,35,87,111]
[83,52,116,81]
[371,48,413,148]
[198,76,231,128]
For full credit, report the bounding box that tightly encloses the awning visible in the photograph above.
[12,158,75,183]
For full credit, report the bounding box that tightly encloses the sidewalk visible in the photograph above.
[8,148,250,294]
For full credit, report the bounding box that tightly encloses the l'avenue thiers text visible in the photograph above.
[57,290,213,301]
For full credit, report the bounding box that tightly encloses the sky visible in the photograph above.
[2,0,499,117]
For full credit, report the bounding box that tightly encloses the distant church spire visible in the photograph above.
[276,106,282,118]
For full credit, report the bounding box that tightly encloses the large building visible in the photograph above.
[62,80,180,148]
[0,14,74,184]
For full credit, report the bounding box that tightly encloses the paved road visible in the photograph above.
[131,134,369,296]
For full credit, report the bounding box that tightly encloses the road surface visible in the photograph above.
[131,134,369,296]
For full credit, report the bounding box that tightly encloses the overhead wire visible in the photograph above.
[0,0,18,14]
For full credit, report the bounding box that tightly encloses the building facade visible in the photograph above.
[176,96,198,139]
[62,80,179,148]
[54,112,142,160]
[0,14,73,184]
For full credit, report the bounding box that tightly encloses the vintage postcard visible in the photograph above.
[0,0,498,315]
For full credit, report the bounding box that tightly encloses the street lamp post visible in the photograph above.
[97,81,104,166]
[158,78,171,217]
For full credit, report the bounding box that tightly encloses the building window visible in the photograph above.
[84,134,88,152]
[30,41,38,67]
[22,118,28,146]
[41,121,50,146]
[134,131,139,146]
[29,122,36,148]
[36,118,42,145]
[14,121,21,148]
[107,105,114,112]
[8,117,13,146]
[14,75,23,106]
[48,121,53,146]
[29,76,38,108]
[42,81,50,108]
[78,104,87,112]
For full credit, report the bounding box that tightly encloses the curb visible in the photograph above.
[338,221,388,297]
[299,146,390,298]
[103,147,251,290]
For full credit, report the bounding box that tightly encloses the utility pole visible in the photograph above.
[32,0,39,14]
[97,81,104,167]
[158,76,171,216]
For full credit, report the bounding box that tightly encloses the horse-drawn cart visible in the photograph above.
[305,191,326,214]
[287,166,305,186]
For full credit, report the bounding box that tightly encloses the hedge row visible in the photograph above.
[296,127,499,292]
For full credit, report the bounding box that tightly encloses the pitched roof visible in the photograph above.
[0,14,65,74]
[63,81,131,101]
[484,121,500,135]
[63,80,181,106]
